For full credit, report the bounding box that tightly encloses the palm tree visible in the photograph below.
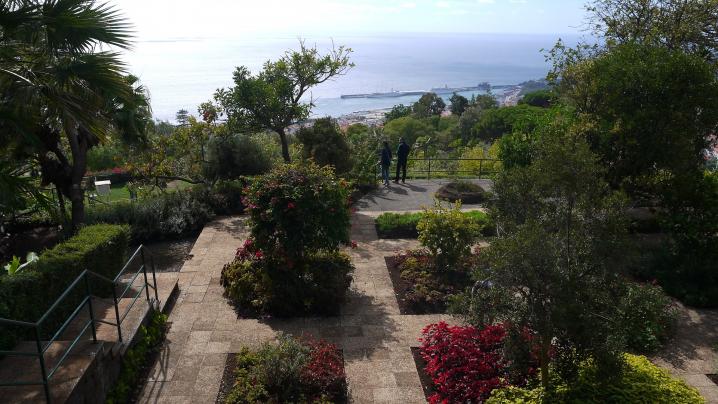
[0,0,150,231]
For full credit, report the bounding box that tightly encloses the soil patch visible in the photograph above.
[216,353,238,404]
[411,347,434,402]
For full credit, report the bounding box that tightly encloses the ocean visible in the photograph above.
[121,33,579,122]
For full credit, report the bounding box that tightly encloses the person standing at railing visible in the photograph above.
[395,137,410,184]
[380,141,392,186]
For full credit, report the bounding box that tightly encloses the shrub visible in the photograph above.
[487,354,704,404]
[203,133,276,180]
[376,210,492,239]
[85,183,245,243]
[221,242,353,316]
[393,249,474,313]
[297,118,352,174]
[0,224,129,350]
[617,281,677,354]
[420,322,510,403]
[417,202,479,270]
[243,162,351,260]
[225,335,346,404]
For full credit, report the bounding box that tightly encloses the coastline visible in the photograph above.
[306,84,525,129]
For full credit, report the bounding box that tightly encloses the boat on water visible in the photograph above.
[341,82,493,99]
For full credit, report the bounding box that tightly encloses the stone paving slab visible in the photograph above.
[355,179,492,212]
[137,213,458,403]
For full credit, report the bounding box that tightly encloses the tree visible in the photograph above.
[470,93,499,110]
[382,116,435,148]
[413,92,446,118]
[518,89,553,108]
[0,0,150,231]
[471,105,545,143]
[214,41,353,163]
[176,109,190,126]
[449,93,469,115]
[384,104,412,122]
[473,119,631,388]
[586,0,718,61]
[296,117,352,174]
[558,43,718,192]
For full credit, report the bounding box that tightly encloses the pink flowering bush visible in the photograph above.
[242,162,351,259]
[221,162,354,316]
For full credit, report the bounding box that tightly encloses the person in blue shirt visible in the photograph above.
[395,137,410,183]
[380,141,392,186]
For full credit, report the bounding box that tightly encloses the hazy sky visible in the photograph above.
[111,0,588,39]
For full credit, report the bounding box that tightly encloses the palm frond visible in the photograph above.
[42,0,134,53]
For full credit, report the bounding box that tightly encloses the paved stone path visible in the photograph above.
[355,179,491,212]
[651,305,718,402]
[138,211,457,403]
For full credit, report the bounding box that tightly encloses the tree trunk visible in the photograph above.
[278,129,291,163]
[540,334,551,390]
[67,127,90,232]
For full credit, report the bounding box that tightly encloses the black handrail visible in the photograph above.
[377,157,502,180]
[0,245,159,403]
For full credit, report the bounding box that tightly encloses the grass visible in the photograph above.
[376,210,492,239]
[89,181,194,204]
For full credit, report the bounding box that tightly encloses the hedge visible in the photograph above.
[375,210,494,239]
[0,224,130,350]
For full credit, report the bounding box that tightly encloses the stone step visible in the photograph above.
[0,340,107,403]
[0,272,179,403]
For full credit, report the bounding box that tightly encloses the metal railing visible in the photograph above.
[0,245,159,403]
[378,157,502,180]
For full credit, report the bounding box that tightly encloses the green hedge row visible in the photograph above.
[375,210,494,239]
[0,224,130,350]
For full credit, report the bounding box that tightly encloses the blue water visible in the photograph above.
[122,33,577,122]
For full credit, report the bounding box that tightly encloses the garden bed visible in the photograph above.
[410,347,434,402]
[215,337,347,404]
[375,210,492,239]
[385,252,473,315]
[435,181,488,204]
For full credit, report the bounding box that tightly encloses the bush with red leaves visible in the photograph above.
[420,322,509,403]
[301,338,347,401]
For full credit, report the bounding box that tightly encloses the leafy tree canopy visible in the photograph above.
[213,41,353,162]
[449,93,469,115]
[297,117,352,174]
[413,92,446,118]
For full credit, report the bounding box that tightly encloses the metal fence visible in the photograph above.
[378,157,502,180]
[0,245,159,403]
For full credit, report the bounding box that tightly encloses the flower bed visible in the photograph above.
[435,181,488,204]
[416,322,536,403]
[217,335,347,404]
[385,249,475,314]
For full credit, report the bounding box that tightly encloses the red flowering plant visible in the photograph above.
[419,322,509,403]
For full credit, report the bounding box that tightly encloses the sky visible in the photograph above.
[111,0,588,40]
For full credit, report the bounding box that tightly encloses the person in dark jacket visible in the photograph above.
[380,141,392,186]
[395,137,410,183]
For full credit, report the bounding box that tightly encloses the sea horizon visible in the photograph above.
[122,32,582,122]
